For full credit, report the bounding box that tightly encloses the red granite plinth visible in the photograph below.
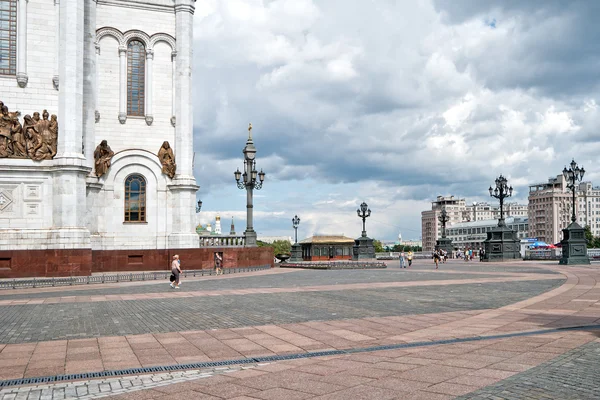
[0,247,274,278]
[92,246,274,273]
[0,249,93,278]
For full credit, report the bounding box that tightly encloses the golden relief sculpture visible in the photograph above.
[158,141,176,179]
[93,140,114,178]
[0,101,58,160]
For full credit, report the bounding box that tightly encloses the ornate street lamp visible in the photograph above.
[438,209,449,238]
[435,208,453,257]
[290,215,302,262]
[292,215,300,244]
[234,123,266,247]
[563,159,585,223]
[357,202,371,237]
[488,174,513,227]
[559,159,589,265]
[195,199,202,213]
[482,175,519,262]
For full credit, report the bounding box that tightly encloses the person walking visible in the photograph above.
[433,250,440,269]
[407,251,413,267]
[170,254,181,289]
[215,252,223,275]
[399,251,406,268]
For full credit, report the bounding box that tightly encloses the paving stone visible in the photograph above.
[456,341,600,399]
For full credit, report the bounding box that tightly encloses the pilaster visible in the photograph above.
[16,0,28,88]
[54,0,91,233]
[168,0,199,247]
[145,49,154,126]
[83,0,97,170]
[118,46,127,124]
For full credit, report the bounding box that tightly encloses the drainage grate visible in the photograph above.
[1,323,599,388]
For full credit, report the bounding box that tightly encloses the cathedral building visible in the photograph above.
[0,0,200,276]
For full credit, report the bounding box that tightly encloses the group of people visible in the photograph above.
[398,250,413,268]
[456,248,485,262]
[169,252,224,289]
[432,249,448,269]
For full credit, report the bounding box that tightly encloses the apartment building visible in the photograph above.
[527,175,600,243]
[421,195,528,253]
[447,217,529,251]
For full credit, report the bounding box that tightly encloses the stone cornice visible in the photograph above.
[97,0,175,13]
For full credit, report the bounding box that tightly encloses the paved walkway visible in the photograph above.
[0,260,598,399]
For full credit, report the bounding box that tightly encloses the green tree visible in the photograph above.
[584,225,594,248]
[373,240,384,253]
[257,240,291,255]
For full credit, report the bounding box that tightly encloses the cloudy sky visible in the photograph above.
[191,0,600,242]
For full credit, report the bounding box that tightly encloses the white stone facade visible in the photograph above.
[0,0,199,251]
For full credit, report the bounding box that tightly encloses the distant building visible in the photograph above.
[258,236,293,244]
[299,235,354,261]
[528,175,600,243]
[401,239,422,248]
[446,217,529,251]
[214,214,222,235]
[422,195,528,253]
[421,196,468,253]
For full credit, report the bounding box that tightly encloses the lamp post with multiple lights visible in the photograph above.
[353,202,375,260]
[290,215,302,261]
[559,159,590,265]
[435,208,453,256]
[234,124,265,247]
[482,175,520,261]
[488,175,513,227]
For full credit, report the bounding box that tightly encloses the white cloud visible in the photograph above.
[192,0,600,240]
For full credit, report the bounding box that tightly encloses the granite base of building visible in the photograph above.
[353,236,375,260]
[559,222,590,265]
[0,247,275,278]
[435,237,454,255]
[290,243,302,262]
[483,225,520,262]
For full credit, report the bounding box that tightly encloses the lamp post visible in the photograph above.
[292,215,300,244]
[357,202,371,237]
[435,208,453,256]
[488,175,513,227]
[290,215,302,262]
[353,202,375,260]
[563,159,585,223]
[559,159,590,265]
[195,200,202,213]
[234,123,266,247]
[438,209,449,238]
[482,175,519,261]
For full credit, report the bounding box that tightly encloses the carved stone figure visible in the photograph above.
[0,105,12,158]
[24,115,44,161]
[158,141,176,179]
[0,101,58,160]
[93,140,114,177]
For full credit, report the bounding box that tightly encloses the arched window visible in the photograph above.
[124,174,146,222]
[127,40,145,116]
[0,0,17,75]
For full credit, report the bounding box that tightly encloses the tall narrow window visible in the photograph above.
[0,0,17,75]
[124,175,146,222]
[127,40,145,116]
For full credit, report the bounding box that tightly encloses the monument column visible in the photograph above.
[168,0,199,248]
[53,0,91,242]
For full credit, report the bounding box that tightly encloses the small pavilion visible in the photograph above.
[299,235,355,261]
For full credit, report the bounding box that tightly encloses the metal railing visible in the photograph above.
[280,261,387,269]
[0,265,271,290]
[376,252,429,260]
[199,235,246,247]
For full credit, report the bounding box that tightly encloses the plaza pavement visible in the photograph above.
[0,260,598,399]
